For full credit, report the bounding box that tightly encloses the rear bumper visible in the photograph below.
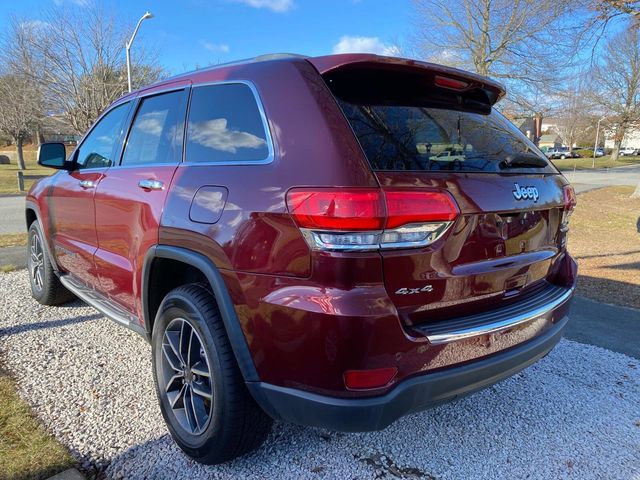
[247,314,570,432]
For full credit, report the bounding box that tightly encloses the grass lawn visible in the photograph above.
[0,367,76,480]
[0,149,52,195]
[0,233,27,248]
[568,186,640,309]
[552,155,640,171]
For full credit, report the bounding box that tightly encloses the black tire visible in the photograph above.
[560,154,566,159]
[152,284,272,464]
[27,222,75,305]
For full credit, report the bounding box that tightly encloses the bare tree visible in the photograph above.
[591,25,640,162]
[412,0,585,87]
[0,73,41,170]
[411,0,593,138]
[550,78,595,153]
[3,3,163,135]
[596,1,640,20]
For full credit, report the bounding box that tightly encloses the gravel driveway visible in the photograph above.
[0,271,638,479]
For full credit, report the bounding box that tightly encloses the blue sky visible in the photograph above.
[0,0,413,75]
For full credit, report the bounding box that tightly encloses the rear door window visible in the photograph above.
[185,83,271,164]
[121,90,187,166]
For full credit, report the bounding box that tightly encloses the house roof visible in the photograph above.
[539,134,561,143]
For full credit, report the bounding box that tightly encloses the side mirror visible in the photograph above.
[37,143,72,170]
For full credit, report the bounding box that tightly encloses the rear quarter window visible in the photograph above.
[185,83,271,164]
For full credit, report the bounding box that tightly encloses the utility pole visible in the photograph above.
[593,116,606,169]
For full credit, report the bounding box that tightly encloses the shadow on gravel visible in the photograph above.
[0,313,102,338]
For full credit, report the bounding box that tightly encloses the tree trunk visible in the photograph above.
[632,181,640,199]
[15,137,26,170]
[611,137,623,163]
[36,126,45,146]
[533,113,543,146]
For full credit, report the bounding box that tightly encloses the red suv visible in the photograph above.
[27,54,577,464]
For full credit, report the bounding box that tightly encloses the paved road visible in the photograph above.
[565,296,639,359]
[0,195,25,234]
[0,246,25,269]
[562,164,640,193]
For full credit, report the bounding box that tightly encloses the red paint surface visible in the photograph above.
[28,54,576,398]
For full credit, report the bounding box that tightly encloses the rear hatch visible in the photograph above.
[311,55,570,326]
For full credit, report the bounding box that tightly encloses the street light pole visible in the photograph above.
[593,116,606,169]
[126,11,154,93]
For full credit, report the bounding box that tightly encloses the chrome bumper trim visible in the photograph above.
[421,285,575,345]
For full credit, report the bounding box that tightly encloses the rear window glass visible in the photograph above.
[335,100,554,173]
[185,83,270,164]
[324,68,553,174]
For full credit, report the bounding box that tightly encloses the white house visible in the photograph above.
[604,127,640,149]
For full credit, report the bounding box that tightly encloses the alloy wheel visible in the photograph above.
[161,318,213,435]
[29,232,44,293]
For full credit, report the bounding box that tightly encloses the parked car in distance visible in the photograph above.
[429,150,466,162]
[545,147,579,159]
[594,148,605,157]
[27,53,578,464]
[619,146,637,156]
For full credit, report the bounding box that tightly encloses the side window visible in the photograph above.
[75,102,130,169]
[121,90,186,166]
[185,83,270,163]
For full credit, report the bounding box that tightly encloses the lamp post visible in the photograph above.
[593,116,606,169]
[126,11,154,93]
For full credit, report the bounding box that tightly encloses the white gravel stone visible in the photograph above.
[0,270,638,479]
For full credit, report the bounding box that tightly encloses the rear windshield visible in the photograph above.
[326,70,555,174]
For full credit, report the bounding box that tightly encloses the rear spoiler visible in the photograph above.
[307,54,506,106]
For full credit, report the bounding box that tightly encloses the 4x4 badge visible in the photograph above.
[395,285,433,295]
[512,183,539,202]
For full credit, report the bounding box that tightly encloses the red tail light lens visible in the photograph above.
[384,190,459,229]
[286,188,459,251]
[344,367,397,390]
[286,189,385,231]
[563,185,577,211]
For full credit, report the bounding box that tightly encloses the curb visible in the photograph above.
[47,468,85,480]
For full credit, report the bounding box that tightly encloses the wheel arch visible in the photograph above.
[142,245,260,383]
[25,200,59,273]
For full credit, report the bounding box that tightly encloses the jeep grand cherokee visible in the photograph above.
[27,53,577,464]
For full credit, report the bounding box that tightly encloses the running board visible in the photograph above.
[59,274,148,339]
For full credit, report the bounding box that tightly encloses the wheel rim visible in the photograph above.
[161,318,213,435]
[29,232,44,293]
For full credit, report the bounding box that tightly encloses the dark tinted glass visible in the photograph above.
[122,90,185,166]
[186,83,269,163]
[76,102,130,169]
[336,100,553,173]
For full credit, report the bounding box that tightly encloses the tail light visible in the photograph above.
[286,188,459,251]
[563,184,577,211]
[560,185,576,235]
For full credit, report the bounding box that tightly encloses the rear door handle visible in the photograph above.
[79,180,96,189]
[138,179,164,191]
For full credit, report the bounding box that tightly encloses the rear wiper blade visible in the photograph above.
[500,153,548,168]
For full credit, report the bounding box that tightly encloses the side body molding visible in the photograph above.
[142,245,260,383]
